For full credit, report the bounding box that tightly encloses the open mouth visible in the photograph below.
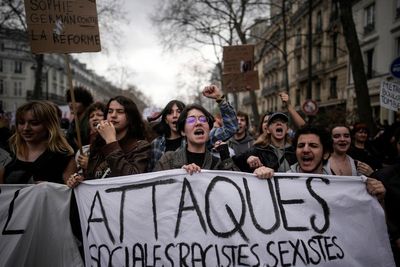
[276,128,283,133]
[194,129,205,135]
[301,156,313,163]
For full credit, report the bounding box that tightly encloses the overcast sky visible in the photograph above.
[76,0,216,108]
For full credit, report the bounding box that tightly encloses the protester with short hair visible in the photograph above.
[74,102,107,174]
[1,101,76,184]
[289,125,332,174]
[234,112,297,172]
[149,84,238,171]
[371,129,400,265]
[65,86,94,152]
[256,92,304,138]
[234,92,304,173]
[348,122,382,171]
[67,96,150,187]
[289,125,385,200]
[154,104,235,172]
[229,111,254,155]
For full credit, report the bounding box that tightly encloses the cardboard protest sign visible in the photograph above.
[380,80,400,112]
[75,170,395,267]
[24,0,101,53]
[222,45,259,92]
[0,183,83,267]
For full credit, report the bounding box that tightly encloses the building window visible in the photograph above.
[296,29,302,47]
[18,81,22,96]
[331,33,338,59]
[316,11,323,33]
[14,82,17,96]
[0,59,3,72]
[315,81,321,101]
[316,44,322,63]
[365,49,374,79]
[52,70,57,81]
[296,55,301,72]
[296,89,301,106]
[331,0,339,21]
[14,61,22,73]
[329,77,337,99]
[396,0,400,18]
[0,79,4,95]
[364,4,375,34]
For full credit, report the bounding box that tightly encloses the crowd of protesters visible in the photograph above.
[0,84,399,265]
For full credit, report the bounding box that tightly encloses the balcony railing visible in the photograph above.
[26,90,66,104]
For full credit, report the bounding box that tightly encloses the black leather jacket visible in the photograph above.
[233,144,297,172]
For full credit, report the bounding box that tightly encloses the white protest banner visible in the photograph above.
[74,170,395,267]
[380,80,400,111]
[0,183,83,267]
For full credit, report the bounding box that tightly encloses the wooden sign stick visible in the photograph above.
[64,54,83,155]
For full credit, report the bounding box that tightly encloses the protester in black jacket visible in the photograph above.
[372,129,400,266]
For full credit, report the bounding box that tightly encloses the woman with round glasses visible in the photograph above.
[148,84,238,171]
[154,104,273,178]
[154,104,232,173]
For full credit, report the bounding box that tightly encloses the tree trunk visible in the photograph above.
[33,54,44,100]
[338,0,376,134]
[249,90,259,124]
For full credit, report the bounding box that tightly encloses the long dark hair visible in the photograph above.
[152,100,185,137]
[106,95,146,140]
[91,96,147,154]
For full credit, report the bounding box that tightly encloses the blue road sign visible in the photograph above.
[390,57,400,78]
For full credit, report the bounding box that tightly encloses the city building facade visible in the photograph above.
[0,28,146,117]
[232,0,398,127]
